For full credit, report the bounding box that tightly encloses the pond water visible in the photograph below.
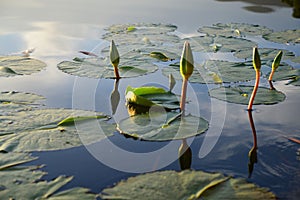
[1,0,300,199]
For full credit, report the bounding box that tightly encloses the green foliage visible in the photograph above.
[0,56,46,77]
[100,170,276,200]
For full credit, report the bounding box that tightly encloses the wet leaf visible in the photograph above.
[100,170,276,200]
[117,112,208,141]
[0,109,115,152]
[263,29,300,44]
[198,23,273,37]
[0,56,46,77]
[162,60,256,84]
[149,51,170,61]
[209,86,286,105]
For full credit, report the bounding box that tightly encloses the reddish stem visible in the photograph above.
[247,70,260,111]
[113,65,120,79]
[268,70,275,90]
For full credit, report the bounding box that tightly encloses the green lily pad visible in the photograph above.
[125,86,180,110]
[0,91,44,105]
[0,109,115,152]
[234,48,295,61]
[117,112,208,141]
[291,56,300,63]
[162,60,256,84]
[102,23,180,49]
[57,51,158,79]
[100,170,276,200]
[0,153,97,199]
[263,29,300,44]
[287,76,300,86]
[0,152,37,170]
[209,86,286,105]
[189,35,255,52]
[0,56,46,77]
[198,23,273,37]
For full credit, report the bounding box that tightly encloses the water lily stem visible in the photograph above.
[247,70,260,111]
[268,70,275,90]
[180,78,188,114]
[113,65,120,80]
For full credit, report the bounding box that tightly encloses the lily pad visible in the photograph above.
[291,56,300,63]
[0,109,115,152]
[189,35,255,53]
[100,170,276,200]
[234,48,295,61]
[162,60,256,84]
[198,23,273,37]
[57,51,158,79]
[125,86,180,110]
[0,56,46,77]
[263,29,300,44]
[0,152,36,170]
[209,86,286,105]
[0,91,44,105]
[117,112,208,141]
[102,23,180,49]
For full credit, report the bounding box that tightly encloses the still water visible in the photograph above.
[1,0,300,199]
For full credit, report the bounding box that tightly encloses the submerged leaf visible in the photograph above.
[117,112,208,141]
[100,170,276,200]
[209,86,286,105]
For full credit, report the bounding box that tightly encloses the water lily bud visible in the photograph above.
[180,41,194,80]
[272,50,283,71]
[252,47,261,71]
[110,40,120,68]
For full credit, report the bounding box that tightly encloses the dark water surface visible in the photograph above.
[1,0,300,199]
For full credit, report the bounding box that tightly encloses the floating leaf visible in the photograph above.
[263,29,300,44]
[0,91,44,105]
[117,112,208,141]
[162,60,256,84]
[149,51,170,61]
[103,23,180,49]
[0,153,97,199]
[209,86,286,105]
[234,48,295,61]
[100,170,276,200]
[198,23,273,37]
[125,86,180,110]
[0,109,115,152]
[0,56,46,77]
[291,56,300,63]
[189,35,255,53]
[57,51,158,79]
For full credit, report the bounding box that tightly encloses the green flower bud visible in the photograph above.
[180,41,194,79]
[252,47,261,71]
[272,50,283,71]
[110,40,120,68]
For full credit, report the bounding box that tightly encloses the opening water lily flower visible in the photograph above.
[110,40,120,79]
[180,41,194,113]
[248,47,261,111]
[268,50,283,90]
